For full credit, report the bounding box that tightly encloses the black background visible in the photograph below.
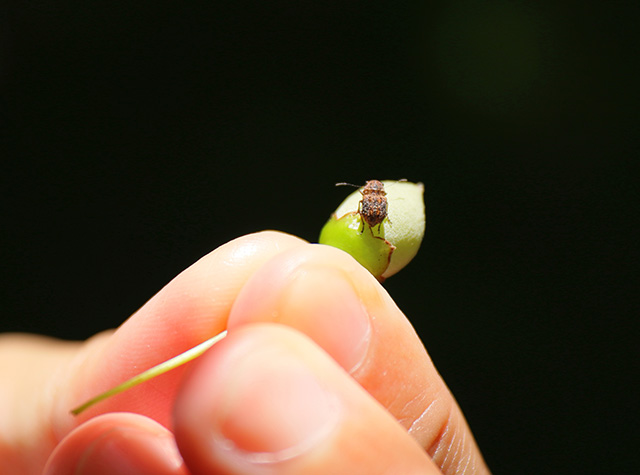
[1,2,637,473]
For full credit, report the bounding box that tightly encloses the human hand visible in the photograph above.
[0,231,490,474]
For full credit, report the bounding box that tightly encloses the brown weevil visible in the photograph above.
[336,180,389,235]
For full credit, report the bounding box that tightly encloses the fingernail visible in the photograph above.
[77,426,183,475]
[280,266,372,373]
[208,345,341,464]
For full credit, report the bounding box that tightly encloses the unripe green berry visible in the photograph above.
[319,180,425,280]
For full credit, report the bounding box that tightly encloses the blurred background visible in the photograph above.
[1,2,636,473]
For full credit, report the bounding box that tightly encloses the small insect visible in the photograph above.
[336,180,389,235]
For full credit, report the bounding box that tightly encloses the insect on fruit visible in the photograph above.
[336,180,389,235]
[320,179,424,280]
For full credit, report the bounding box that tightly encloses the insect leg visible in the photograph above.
[357,199,365,234]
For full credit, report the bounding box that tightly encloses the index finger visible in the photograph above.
[54,231,306,435]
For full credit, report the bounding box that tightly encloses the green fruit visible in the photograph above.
[319,180,425,280]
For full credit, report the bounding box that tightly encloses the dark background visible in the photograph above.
[1,2,637,473]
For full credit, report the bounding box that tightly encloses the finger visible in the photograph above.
[0,333,88,474]
[227,244,490,475]
[43,413,187,475]
[54,231,306,434]
[174,324,441,475]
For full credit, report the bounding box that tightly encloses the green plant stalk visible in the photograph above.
[70,330,228,415]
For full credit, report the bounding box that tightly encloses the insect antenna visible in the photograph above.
[335,182,361,188]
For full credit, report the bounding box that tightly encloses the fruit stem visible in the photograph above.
[70,330,228,415]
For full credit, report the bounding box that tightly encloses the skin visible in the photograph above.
[0,231,491,475]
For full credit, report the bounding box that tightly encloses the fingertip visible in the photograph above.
[174,325,342,470]
[228,244,384,372]
[44,413,187,475]
[59,231,307,428]
[173,325,439,474]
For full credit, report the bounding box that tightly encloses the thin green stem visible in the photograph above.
[70,330,228,415]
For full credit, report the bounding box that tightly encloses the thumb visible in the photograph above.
[54,232,305,434]
[174,324,442,475]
